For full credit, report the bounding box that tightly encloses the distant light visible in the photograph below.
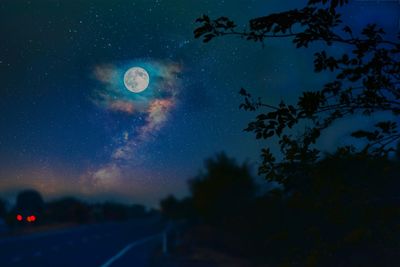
[26,215,36,223]
[16,214,23,221]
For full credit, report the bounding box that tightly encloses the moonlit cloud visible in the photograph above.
[109,100,136,114]
[92,60,182,160]
[94,64,117,84]
[92,60,181,115]
[85,59,182,186]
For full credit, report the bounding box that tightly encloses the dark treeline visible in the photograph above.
[0,191,151,227]
[160,151,400,266]
[44,197,149,224]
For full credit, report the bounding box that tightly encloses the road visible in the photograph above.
[0,217,165,267]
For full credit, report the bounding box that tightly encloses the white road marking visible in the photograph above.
[99,233,161,267]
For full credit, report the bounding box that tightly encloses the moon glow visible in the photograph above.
[124,67,150,93]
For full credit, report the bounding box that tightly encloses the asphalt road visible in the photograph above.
[0,217,165,267]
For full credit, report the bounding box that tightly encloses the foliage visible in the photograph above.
[45,198,148,223]
[160,195,179,219]
[160,195,194,220]
[277,153,400,266]
[161,153,256,224]
[194,0,400,185]
[161,152,400,266]
[0,198,6,218]
[189,153,256,224]
[46,197,91,223]
[15,189,44,214]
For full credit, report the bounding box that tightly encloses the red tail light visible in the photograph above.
[16,214,23,221]
[26,215,36,222]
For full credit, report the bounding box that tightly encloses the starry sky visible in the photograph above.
[0,0,398,207]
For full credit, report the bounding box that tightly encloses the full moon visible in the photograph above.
[123,67,150,93]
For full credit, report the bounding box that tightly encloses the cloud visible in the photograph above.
[91,60,182,162]
[82,59,182,187]
[94,64,117,84]
[109,100,136,114]
[92,60,181,114]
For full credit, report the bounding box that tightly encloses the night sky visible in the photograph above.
[0,0,399,207]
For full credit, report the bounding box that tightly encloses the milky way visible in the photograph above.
[84,59,182,189]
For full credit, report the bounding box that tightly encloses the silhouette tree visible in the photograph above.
[189,153,256,224]
[15,189,44,214]
[159,153,399,265]
[46,197,90,223]
[160,195,194,220]
[101,202,133,221]
[280,151,400,266]
[194,0,400,185]
[160,195,179,219]
[129,204,147,218]
[0,198,6,218]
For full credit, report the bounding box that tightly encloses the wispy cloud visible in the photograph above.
[109,100,136,114]
[94,64,117,84]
